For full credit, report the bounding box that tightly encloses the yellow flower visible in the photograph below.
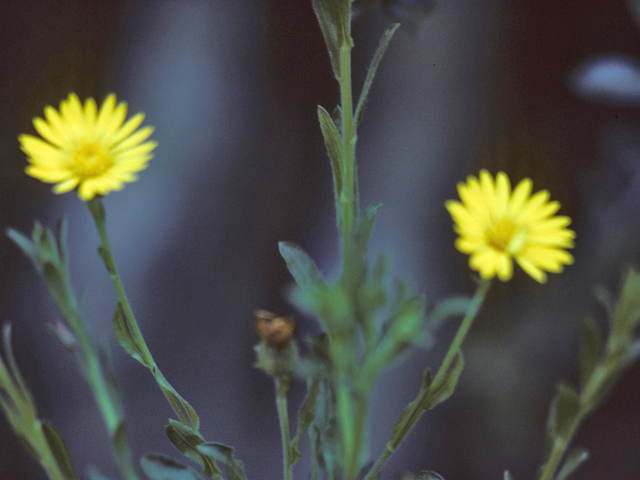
[19,93,157,201]
[446,170,575,283]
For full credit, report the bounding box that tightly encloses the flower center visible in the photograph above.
[485,217,528,254]
[70,142,114,180]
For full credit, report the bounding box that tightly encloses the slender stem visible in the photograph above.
[275,376,293,480]
[339,36,357,277]
[363,278,491,480]
[52,251,139,479]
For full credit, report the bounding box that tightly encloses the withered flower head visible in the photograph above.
[254,309,295,348]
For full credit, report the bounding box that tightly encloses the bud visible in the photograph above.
[253,309,299,377]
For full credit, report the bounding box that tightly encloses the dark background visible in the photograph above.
[2,0,640,479]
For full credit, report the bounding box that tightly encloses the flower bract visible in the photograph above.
[19,93,157,201]
[446,170,575,283]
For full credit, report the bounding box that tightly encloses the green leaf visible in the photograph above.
[318,105,345,231]
[87,465,116,480]
[141,453,204,480]
[42,420,78,480]
[426,297,472,330]
[503,471,514,480]
[165,420,219,478]
[355,202,382,258]
[555,447,588,480]
[415,472,445,480]
[423,350,465,410]
[578,317,602,389]
[112,301,146,366]
[546,383,580,442]
[196,443,247,480]
[6,228,38,262]
[354,23,400,127]
[391,367,431,440]
[278,242,326,294]
[291,377,321,464]
[56,217,69,268]
[311,0,352,79]
[155,371,200,431]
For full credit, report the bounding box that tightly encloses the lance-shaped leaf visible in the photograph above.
[141,453,204,480]
[165,420,221,479]
[112,301,146,366]
[355,202,382,258]
[543,382,580,464]
[279,241,326,294]
[354,23,400,127]
[318,105,345,231]
[423,350,464,410]
[196,443,247,480]
[311,0,353,79]
[42,420,78,480]
[291,377,321,464]
[578,317,602,389]
[555,448,588,480]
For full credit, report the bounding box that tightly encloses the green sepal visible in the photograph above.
[578,317,602,389]
[140,453,204,480]
[42,420,79,480]
[196,443,247,480]
[291,377,321,464]
[311,0,353,79]
[318,105,345,232]
[354,23,400,127]
[112,301,146,366]
[165,420,221,479]
[279,241,326,294]
[555,448,588,480]
[355,202,382,258]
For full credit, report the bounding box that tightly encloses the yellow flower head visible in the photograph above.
[19,93,157,201]
[446,170,575,283]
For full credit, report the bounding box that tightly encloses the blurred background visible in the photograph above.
[2,0,640,479]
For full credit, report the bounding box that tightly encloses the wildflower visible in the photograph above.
[446,170,575,283]
[254,309,296,348]
[19,93,157,201]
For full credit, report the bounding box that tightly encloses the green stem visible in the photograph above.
[339,36,357,278]
[363,278,491,480]
[275,376,293,480]
[52,254,139,480]
[87,198,155,368]
[87,198,196,429]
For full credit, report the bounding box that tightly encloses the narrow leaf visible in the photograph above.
[155,371,200,431]
[311,0,352,79]
[291,377,321,464]
[424,350,465,409]
[391,367,431,440]
[278,242,326,294]
[415,472,445,480]
[141,453,204,480]
[42,420,79,480]
[578,317,602,389]
[354,23,400,127]
[165,421,219,478]
[87,465,116,480]
[547,383,581,441]
[112,301,145,366]
[356,202,382,257]
[6,228,38,262]
[555,448,588,480]
[197,443,248,480]
[318,105,344,231]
